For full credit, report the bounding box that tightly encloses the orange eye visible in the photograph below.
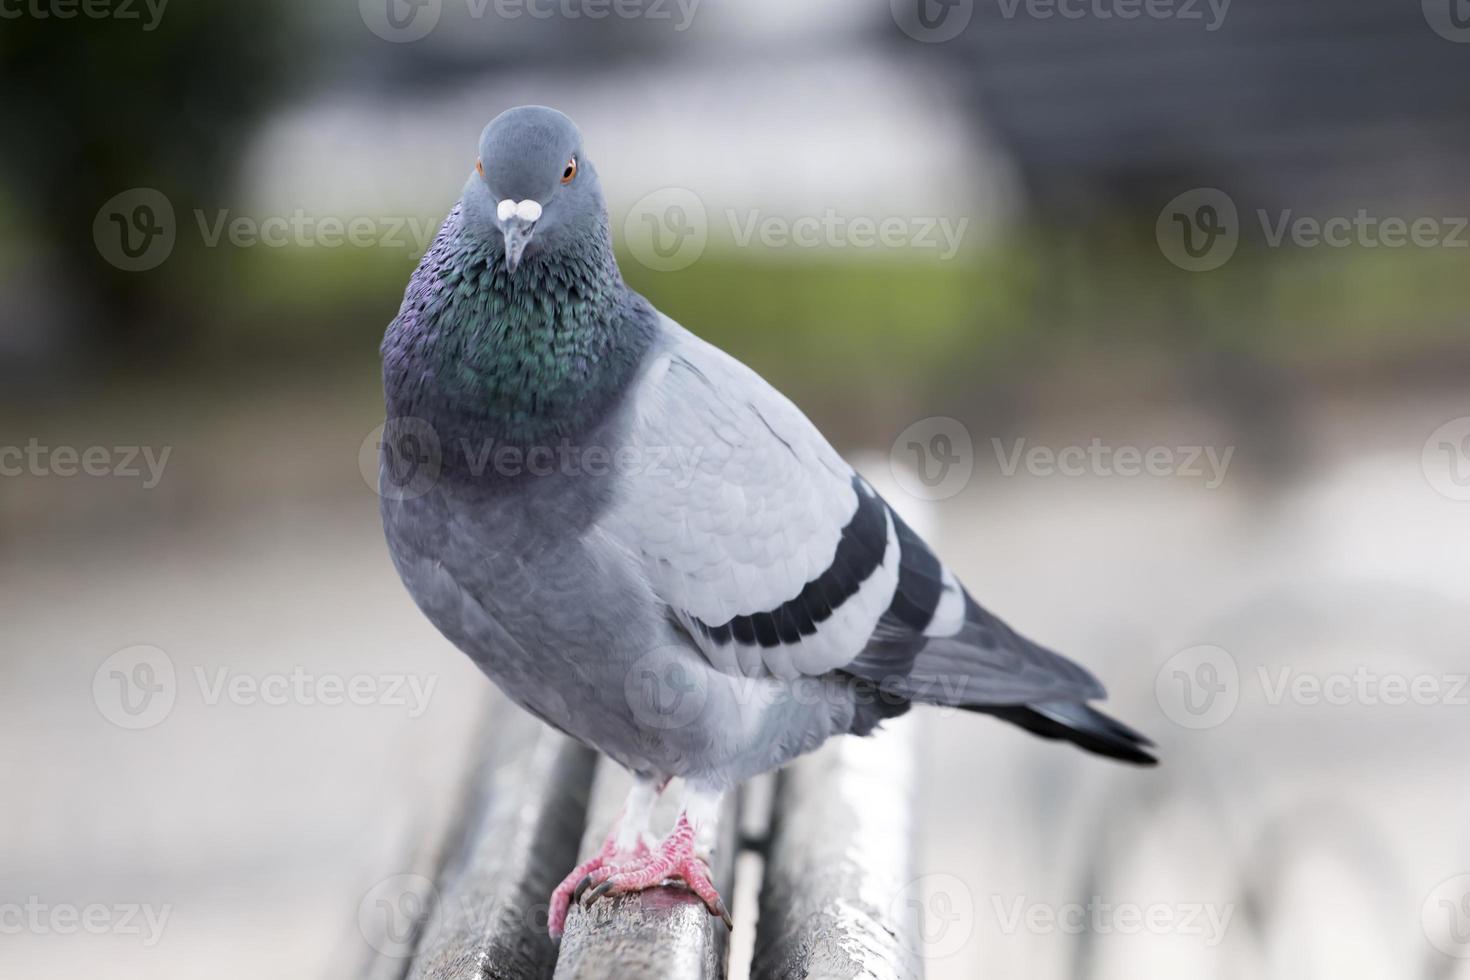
[561,156,577,184]
[475,159,485,177]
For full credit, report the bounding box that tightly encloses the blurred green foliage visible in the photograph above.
[150,221,1470,417]
[0,0,299,357]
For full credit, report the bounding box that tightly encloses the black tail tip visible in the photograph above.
[971,700,1160,766]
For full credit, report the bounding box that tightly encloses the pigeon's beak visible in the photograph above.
[496,199,542,274]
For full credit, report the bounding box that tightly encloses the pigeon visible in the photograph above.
[378,105,1155,939]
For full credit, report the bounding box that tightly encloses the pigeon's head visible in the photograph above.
[463,105,605,273]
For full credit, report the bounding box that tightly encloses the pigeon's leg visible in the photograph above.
[547,774,662,939]
[578,784,732,930]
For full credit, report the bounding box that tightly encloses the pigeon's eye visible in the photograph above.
[561,156,577,184]
[476,159,485,177]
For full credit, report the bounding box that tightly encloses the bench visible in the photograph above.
[361,705,925,979]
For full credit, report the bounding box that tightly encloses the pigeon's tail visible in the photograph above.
[967,699,1158,765]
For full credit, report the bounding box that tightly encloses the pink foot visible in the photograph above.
[548,831,648,939]
[576,813,731,930]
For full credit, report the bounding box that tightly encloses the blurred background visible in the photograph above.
[4,0,1470,976]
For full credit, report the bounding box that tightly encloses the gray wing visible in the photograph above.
[598,316,1107,708]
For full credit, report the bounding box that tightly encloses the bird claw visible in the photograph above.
[563,813,732,929]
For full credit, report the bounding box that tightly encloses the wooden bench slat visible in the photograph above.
[406,722,598,980]
[751,721,924,980]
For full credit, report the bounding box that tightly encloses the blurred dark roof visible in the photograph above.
[896,0,1470,215]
